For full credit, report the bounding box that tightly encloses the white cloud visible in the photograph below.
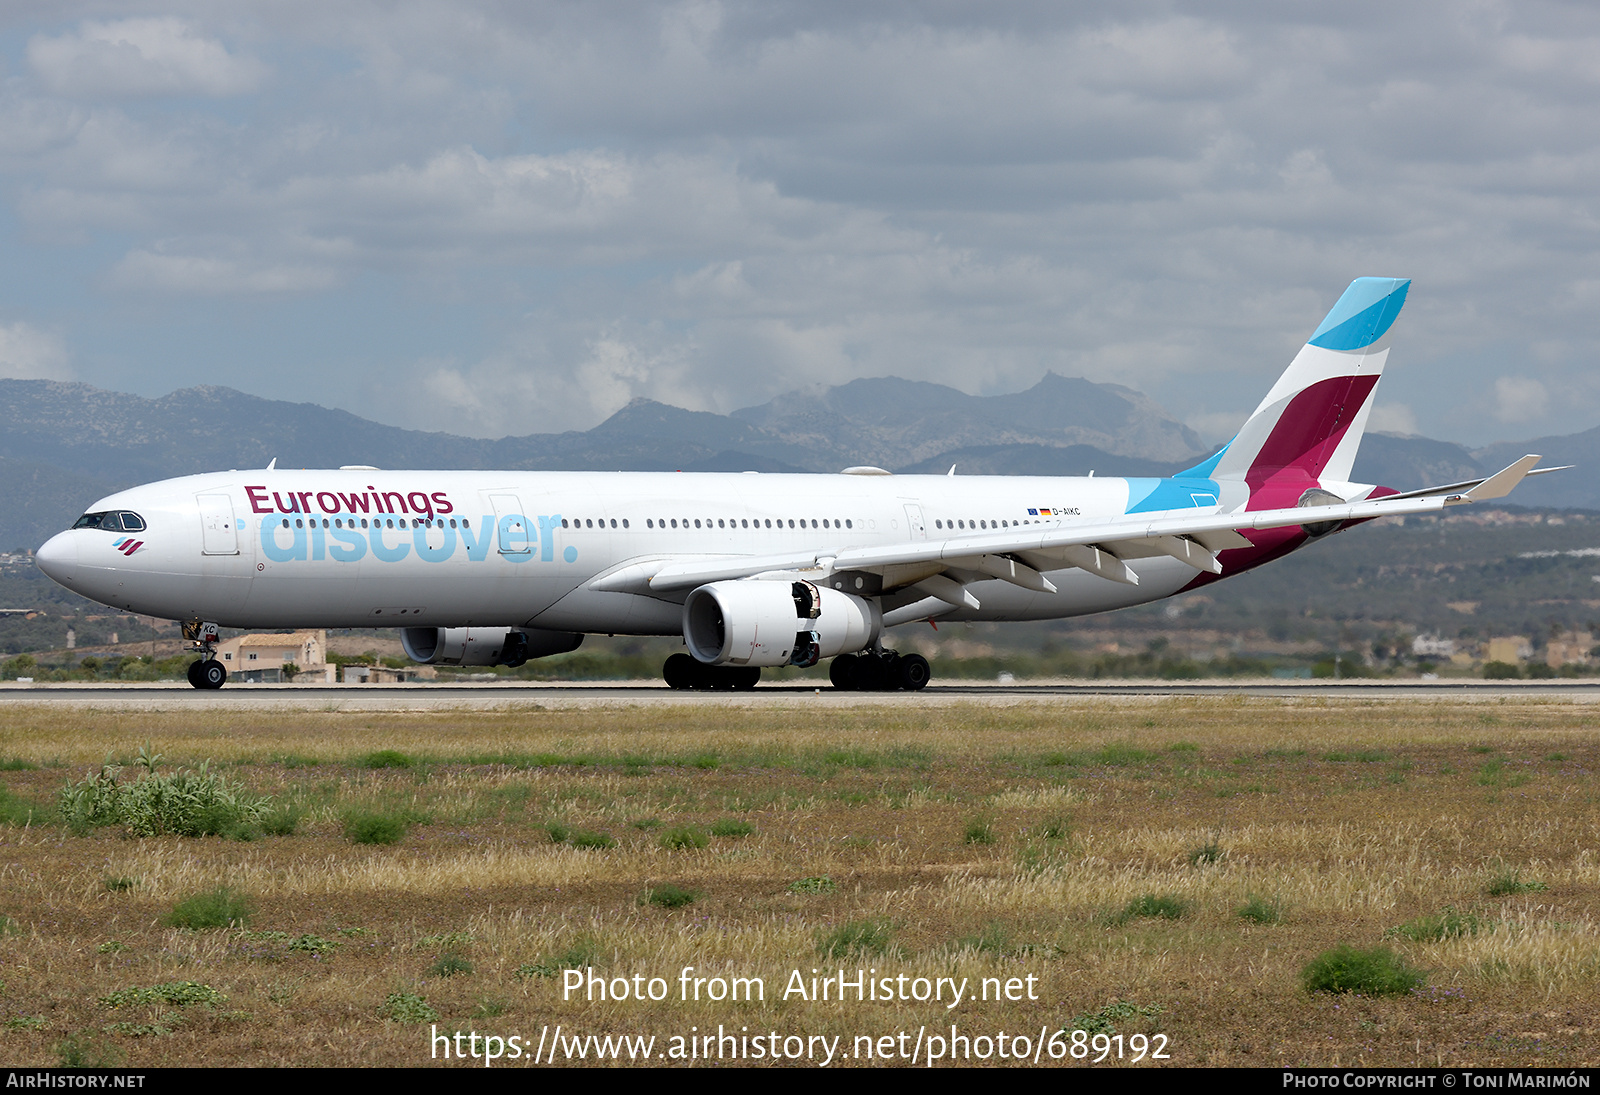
[108,250,340,295]
[2,4,1600,441]
[27,18,267,98]
[1368,403,1420,436]
[1493,376,1551,424]
[0,323,71,381]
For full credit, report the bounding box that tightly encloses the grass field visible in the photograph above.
[1,696,1598,1067]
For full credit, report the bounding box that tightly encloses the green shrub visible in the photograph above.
[1389,906,1490,942]
[955,921,1013,955]
[1302,945,1424,996]
[659,826,709,851]
[163,888,251,930]
[58,750,270,837]
[570,829,617,849]
[0,786,45,827]
[260,806,304,836]
[545,822,571,843]
[818,918,894,960]
[644,884,698,908]
[1236,895,1282,925]
[102,877,137,893]
[1038,817,1070,840]
[1117,894,1188,922]
[343,811,408,845]
[963,817,996,845]
[518,939,602,979]
[1067,1001,1165,1035]
[788,876,837,895]
[710,818,754,838]
[54,1033,122,1068]
[1487,869,1547,896]
[378,991,437,1023]
[360,750,415,769]
[430,954,473,978]
[99,981,226,1009]
[1482,661,1521,680]
[1188,840,1225,866]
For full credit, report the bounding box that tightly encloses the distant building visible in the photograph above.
[1485,636,1533,665]
[215,631,334,683]
[1411,634,1455,659]
[1544,631,1593,668]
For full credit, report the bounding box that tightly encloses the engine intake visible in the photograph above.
[682,579,879,667]
[400,627,583,668]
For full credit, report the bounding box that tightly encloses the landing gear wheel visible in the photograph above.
[831,651,932,691]
[186,659,205,689]
[732,666,761,690]
[196,660,227,690]
[862,652,896,691]
[663,653,697,690]
[829,655,858,691]
[896,653,931,691]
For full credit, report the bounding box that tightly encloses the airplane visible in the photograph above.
[32,277,1556,690]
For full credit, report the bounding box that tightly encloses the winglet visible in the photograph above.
[1455,454,1542,503]
[266,457,277,471]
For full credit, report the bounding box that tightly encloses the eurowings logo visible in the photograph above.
[111,537,144,556]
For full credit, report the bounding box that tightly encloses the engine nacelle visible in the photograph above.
[400,627,583,668]
[682,579,880,667]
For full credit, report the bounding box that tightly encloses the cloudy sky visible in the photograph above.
[0,2,1597,447]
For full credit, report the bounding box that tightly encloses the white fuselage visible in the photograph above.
[35,469,1220,633]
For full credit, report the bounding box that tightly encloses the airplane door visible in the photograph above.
[198,494,239,555]
[490,494,532,556]
[904,504,927,540]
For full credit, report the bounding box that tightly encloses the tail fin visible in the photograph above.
[1183,277,1409,491]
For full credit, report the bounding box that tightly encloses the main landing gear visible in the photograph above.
[660,649,932,692]
[182,620,228,690]
[663,653,760,691]
[829,650,931,691]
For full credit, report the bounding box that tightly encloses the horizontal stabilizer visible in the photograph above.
[1459,454,1541,502]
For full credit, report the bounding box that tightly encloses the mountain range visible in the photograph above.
[0,374,1592,552]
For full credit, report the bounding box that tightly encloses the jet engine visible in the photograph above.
[682,579,880,668]
[400,627,583,668]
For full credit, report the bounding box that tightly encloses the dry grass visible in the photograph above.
[0,697,1598,1066]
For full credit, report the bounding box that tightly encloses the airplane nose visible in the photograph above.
[35,532,79,586]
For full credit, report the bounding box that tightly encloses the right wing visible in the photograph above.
[588,456,1549,608]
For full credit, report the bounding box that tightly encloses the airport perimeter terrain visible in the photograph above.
[1,690,1598,1068]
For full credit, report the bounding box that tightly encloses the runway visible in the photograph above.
[4,678,1599,709]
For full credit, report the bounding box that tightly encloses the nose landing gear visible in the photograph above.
[182,620,228,690]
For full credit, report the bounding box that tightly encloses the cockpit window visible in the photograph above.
[71,511,145,532]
